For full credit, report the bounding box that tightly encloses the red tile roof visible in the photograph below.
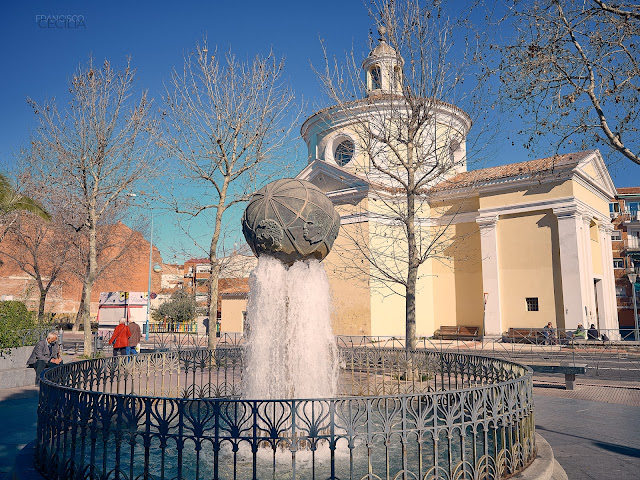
[617,187,640,195]
[434,150,595,192]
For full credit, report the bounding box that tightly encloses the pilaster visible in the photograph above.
[598,221,620,338]
[477,214,502,336]
[553,206,589,329]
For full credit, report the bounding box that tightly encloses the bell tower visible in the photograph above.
[362,26,404,97]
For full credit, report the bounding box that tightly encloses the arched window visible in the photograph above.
[370,66,381,90]
[334,139,355,166]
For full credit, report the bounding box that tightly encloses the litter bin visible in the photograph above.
[93,333,104,351]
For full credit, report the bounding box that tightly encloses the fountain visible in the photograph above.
[33,178,540,480]
[241,178,340,400]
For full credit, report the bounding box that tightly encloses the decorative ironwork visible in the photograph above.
[36,348,535,479]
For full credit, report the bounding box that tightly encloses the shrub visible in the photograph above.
[0,301,39,351]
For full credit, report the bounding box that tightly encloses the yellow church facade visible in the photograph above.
[296,34,618,339]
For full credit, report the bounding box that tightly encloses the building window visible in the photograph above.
[334,139,355,166]
[613,258,625,269]
[370,66,381,90]
[616,286,626,297]
[526,297,539,312]
[611,230,622,241]
[609,202,620,213]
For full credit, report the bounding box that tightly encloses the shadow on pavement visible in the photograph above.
[536,424,640,458]
[0,387,40,480]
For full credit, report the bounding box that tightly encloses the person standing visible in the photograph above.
[127,320,141,355]
[26,332,62,385]
[109,318,131,356]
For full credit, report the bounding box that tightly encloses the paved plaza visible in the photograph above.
[1,375,639,480]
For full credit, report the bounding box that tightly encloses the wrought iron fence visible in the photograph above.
[337,334,640,383]
[94,331,245,353]
[36,348,535,480]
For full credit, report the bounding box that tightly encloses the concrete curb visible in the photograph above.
[513,434,568,480]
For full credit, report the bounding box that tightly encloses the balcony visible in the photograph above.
[622,211,640,223]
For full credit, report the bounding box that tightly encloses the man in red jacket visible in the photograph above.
[109,318,131,356]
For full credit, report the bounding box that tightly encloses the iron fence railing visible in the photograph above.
[337,334,640,383]
[36,348,535,480]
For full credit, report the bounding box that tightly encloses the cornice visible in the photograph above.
[300,96,472,141]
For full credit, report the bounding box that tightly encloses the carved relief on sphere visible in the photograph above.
[242,179,341,264]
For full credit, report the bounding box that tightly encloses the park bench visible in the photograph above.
[437,326,480,340]
[525,362,587,390]
[503,327,557,344]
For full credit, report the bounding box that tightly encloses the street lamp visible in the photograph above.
[627,265,639,341]
[128,193,153,341]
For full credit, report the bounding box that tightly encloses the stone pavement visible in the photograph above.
[0,377,638,479]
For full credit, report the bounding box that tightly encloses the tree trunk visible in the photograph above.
[405,150,418,352]
[207,262,220,349]
[81,281,93,355]
[207,181,228,350]
[37,289,47,323]
[83,210,98,356]
[72,285,86,332]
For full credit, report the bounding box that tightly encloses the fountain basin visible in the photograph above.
[36,347,535,479]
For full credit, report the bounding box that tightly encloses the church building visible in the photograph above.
[296,30,618,339]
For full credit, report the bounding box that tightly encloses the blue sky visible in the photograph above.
[1,0,639,262]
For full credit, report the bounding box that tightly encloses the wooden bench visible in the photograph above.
[437,326,480,340]
[503,328,549,344]
[525,363,587,390]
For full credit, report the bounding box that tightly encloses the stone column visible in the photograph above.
[477,214,502,336]
[599,222,620,338]
[581,214,597,327]
[553,206,588,329]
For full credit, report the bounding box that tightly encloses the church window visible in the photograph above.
[525,297,539,312]
[370,66,381,90]
[334,139,355,166]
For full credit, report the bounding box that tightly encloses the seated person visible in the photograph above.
[572,324,587,339]
[587,324,599,340]
[26,332,62,385]
[542,322,556,344]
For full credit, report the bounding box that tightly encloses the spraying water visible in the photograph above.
[243,255,338,399]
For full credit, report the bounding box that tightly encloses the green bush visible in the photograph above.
[0,301,39,350]
[152,290,197,324]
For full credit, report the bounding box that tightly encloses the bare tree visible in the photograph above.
[27,57,160,355]
[0,181,74,321]
[498,0,640,166]
[163,39,300,348]
[315,0,492,349]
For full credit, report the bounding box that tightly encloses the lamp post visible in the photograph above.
[627,266,639,341]
[146,210,153,341]
[128,192,153,341]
